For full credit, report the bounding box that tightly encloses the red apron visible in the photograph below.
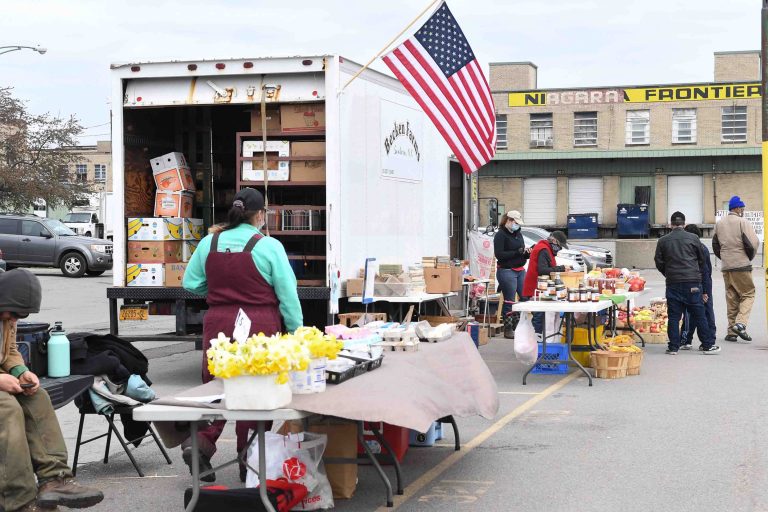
[197,232,283,458]
[522,240,555,298]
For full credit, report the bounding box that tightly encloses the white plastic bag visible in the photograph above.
[514,313,538,365]
[544,312,562,343]
[246,431,334,511]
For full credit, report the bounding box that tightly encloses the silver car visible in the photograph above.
[521,227,613,271]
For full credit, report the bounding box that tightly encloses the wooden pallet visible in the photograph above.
[488,323,504,337]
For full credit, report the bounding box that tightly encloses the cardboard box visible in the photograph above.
[478,327,489,346]
[153,166,195,192]
[182,240,199,262]
[183,218,204,240]
[280,103,325,132]
[150,152,188,171]
[346,278,364,297]
[126,264,164,287]
[250,108,281,133]
[128,218,184,241]
[164,263,187,287]
[154,191,194,218]
[290,141,326,182]
[424,268,451,294]
[127,241,183,264]
[450,266,463,292]
[124,169,155,217]
[242,140,290,182]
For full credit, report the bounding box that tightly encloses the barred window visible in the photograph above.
[721,106,747,143]
[574,112,597,147]
[625,110,650,145]
[495,114,507,150]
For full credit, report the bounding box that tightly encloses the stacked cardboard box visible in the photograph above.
[422,256,461,294]
[126,217,204,286]
[242,140,290,182]
[151,152,195,218]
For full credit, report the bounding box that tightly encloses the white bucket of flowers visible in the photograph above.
[289,327,343,394]
[207,333,310,410]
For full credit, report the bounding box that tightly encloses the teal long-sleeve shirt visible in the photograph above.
[182,223,303,332]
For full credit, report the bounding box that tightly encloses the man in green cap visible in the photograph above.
[0,269,103,511]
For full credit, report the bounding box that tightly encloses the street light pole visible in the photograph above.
[0,45,47,57]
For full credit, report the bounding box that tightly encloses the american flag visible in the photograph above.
[382,2,496,174]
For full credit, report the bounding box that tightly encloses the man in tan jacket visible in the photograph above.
[0,269,103,512]
[712,196,760,342]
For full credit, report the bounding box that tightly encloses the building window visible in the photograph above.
[75,164,88,183]
[722,106,747,143]
[625,110,650,145]
[672,108,697,144]
[573,112,597,147]
[94,164,106,183]
[530,113,553,148]
[495,114,508,150]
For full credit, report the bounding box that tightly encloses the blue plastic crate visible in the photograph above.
[532,343,569,374]
[409,422,440,447]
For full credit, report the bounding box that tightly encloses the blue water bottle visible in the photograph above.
[47,322,70,377]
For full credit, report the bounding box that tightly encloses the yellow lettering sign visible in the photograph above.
[624,83,761,103]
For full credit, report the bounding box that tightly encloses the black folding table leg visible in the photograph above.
[72,412,86,477]
[370,426,403,495]
[357,422,394,507]
[440,415,460,451]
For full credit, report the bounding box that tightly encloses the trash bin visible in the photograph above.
[567,213,599,239]
[617,204,650,237]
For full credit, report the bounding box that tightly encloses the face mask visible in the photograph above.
[551,243,561,255]
[507,221,520,232]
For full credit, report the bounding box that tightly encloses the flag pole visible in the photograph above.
[340,0,442,92]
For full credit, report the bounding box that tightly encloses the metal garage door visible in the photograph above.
[523,178,557,226]
[667,175,703,224]
[568,178,603,222]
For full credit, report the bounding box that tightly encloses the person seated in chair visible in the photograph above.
[0,269,104,512]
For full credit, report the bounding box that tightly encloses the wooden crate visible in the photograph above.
[337,312,387,327]
[636,332,667,344]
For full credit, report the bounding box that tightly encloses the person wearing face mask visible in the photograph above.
[181,187,302,482]
[522,230,572,334]
[493,210,530,338]
[712,195,759,342]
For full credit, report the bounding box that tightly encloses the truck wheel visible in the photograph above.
[85,231,92,237]
[60,252,87,278]
[86,270,105,277]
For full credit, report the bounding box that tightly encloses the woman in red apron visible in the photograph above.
[181,188,303,481]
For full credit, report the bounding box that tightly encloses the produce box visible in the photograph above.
[154,191,194,218]
[150,152,195,192]
[250,107,281,133]
[126,263,164,287]
[345,278,364,297]
[281,103,325,132]
[183,218,205,240]
[182,241,199,263]
[425,268,451,294]
[164,263,187,287]
[124,168,156,217]
[128,241,183,264]
[128,217,201,241]
[291,141,326,182]
[242,140,290,181]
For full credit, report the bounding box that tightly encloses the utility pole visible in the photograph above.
[763,0,768,321]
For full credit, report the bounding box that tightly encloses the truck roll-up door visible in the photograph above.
[523,178,557,226]
[568,177,603,222]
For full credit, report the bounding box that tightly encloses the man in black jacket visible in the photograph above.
[654,212,720,355]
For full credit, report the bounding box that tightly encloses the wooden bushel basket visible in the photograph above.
[626,351,644,376]
[589,350,629,379]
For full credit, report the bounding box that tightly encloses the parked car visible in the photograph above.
[480,226,588,272]
[0,248,5,272]
[0,213,113,277]
[521,226,613,271]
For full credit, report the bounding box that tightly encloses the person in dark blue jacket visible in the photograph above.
[680,224,716,349]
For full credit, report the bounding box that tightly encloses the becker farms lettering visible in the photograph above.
[384,121,421,161]
[508,83,762,107]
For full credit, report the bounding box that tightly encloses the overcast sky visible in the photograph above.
[0,0,760,144]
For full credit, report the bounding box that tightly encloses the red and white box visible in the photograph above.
[154,191,194,218]
[150,152,195,192]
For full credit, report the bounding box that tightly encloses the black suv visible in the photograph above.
[0,213,113,277]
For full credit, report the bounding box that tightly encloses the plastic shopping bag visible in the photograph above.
[246,431,334,511]
[545,312,562,343]
[514,313,538,365]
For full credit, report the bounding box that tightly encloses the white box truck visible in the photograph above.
[108,55,471,340]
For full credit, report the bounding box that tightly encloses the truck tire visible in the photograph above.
[86,270,105,277]
[85,231,92,237]
[60,252,87,278]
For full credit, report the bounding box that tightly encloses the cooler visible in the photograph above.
[409,422,441,447]
[567,213,599,239]
[617,204,650,237]
[16,322,50,376]
[358,422,409,463]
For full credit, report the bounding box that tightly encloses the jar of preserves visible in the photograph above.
[556,284,566,301]
[547,280,556,296]
[592,288,600,302]
[568,288,579,302]
[579,285,588,302]
[537,276,548,291]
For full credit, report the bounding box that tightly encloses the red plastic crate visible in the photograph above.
[357,422,409,463]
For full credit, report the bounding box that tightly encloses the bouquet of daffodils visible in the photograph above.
[207,332,310,384]
[292,326,344,360]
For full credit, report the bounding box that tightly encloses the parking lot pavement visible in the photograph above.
[40,266,768,510]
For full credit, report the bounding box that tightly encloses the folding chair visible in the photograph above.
[72,395,171,477]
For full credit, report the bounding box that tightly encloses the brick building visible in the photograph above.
[480,51,762,234]
[67,140,112,193]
